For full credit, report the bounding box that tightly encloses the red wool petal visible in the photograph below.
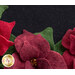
[73,58,75,69]
[23,29,33,35]
[62,29,75,49]
[46,50,67,69]
[70,35,75,55]
[37,58,52,69]
[5,52,25,69]
[0,35,14,56]
[14,29,35,53]
[63,50,75,69]
[73,59,75,69]
[20,41,39,61]
[73,28,75,31]
[25,61,34,69]
[0,20,15,40]
[15,30,50,60]
[14,34,25,53]
[35,34,50,58]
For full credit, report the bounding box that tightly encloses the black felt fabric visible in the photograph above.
[1,5,75,43]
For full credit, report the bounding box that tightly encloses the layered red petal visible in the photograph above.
[20,40,39,61]
[63,50,75,69]
[0,35,14,56]
[0,20,15,40]
[73,59,75,69]
[62,29,75,49]
[37,58,52,69]
[46,50,67,69]
[25,61,34,69]
[70,34,75,55]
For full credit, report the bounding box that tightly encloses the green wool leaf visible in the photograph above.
[0,63,4,69]
[10,34,16,42]
[4,34,16,55]
[54,40,66,55]
[34,27,55,50]
[4,45,16,55]
[0,5,8,19]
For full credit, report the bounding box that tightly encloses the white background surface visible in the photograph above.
[0,0,75,5]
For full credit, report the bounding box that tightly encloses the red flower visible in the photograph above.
[62,28,75,69]
[0,20,15,56]
[5,30,67,69]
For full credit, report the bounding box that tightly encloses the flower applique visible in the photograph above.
[0,20,15,56]
[5,30,67,69]
[62,28,75,69]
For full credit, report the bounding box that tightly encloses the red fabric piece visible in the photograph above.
[73,59,75,69]
[62,28,75,69]
[63,50,75,69]
[46,51,67,69]
[37,58,52,69]
[0,20,15,40]
[70,34,75,55]
[5,30,67,69]
[0,20,15,56]
[25,61,34,69]
[73,28,75,31]
[0,35,14,56]
[20,40,39,61]
[62,29,75,49]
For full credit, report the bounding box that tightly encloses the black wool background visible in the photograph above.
[1,5,75,43]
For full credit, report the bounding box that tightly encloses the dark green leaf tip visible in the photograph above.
[0,5,8,19]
